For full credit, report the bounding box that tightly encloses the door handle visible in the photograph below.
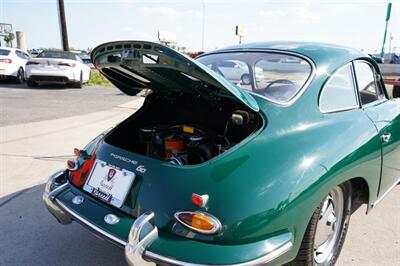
[381,133,391,143]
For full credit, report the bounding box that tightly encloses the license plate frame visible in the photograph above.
[83,160,135,208]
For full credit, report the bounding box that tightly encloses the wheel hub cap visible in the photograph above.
[314,187,344,264]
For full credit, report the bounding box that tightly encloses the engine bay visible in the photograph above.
[105,93,263,165]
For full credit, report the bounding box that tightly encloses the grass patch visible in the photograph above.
[86,70,114,87]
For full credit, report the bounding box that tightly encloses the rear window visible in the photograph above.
[36,51,76,60]
[0,49,11,56]
[197,52,312,103]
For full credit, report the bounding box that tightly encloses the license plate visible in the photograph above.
[83,160,135,208]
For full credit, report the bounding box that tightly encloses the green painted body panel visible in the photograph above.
[91,41,260,112]
[363,99,400,196]
[54,41,400,264]
[59,186,134,240]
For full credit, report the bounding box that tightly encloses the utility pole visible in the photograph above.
[201,0,205,51]
[57,0,69,51]
[380,2,392,58]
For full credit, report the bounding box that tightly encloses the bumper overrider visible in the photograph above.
[43,170,293,266]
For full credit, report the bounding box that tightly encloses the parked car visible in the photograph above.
[28,48,43,57]
[79,54,95,69]
[383,53,400,64]
[369,54,384,64]
[214,59,264,85]
[0,47,31,83]
[25,50,91,88]
[43,41,400,266]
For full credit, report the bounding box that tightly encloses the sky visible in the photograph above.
[0,0,399,54]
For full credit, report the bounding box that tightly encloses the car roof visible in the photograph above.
[211,41,369,74]
[0,47,23,52]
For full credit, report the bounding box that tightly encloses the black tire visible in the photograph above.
[72,72,83,88]
[241,74,251,85]
[393,85,400,98]
[288,183,352,266]
[16,68,25,83]
[27,79,38,87]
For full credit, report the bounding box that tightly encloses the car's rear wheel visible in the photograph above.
[393,85,400,98]
[27,79,38,87]
[72,72,83,88]
[288,183,352,266]
[16,68,25,83]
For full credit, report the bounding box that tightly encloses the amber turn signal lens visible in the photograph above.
[174,211,221,234]
[192,214,213,231]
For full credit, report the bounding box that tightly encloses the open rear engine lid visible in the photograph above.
[91,40,259,112]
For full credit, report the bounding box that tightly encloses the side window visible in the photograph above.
[319,64,358,112]
[354,62,382,105]
[23,53,31,60]
[15,51,24,59]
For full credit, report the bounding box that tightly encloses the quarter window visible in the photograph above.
[319,64,358,112]
[354,62,382,105]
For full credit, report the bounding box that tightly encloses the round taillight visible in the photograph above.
[66,159,78,171]
[174,211,221,235]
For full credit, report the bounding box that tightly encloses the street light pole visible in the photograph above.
[380,2,392,58]
[201,0,205,51]
[57,0,69,51]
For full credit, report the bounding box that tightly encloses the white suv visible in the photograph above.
[0,47,31,83]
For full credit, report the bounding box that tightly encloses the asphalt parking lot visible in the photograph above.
[0,82,399,265]
[0,82,131,126]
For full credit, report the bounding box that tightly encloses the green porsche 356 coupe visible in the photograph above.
[43,41,400,265]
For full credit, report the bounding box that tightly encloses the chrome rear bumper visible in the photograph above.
[43,170,293,266]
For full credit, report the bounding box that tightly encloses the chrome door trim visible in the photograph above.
[372,177,400,207]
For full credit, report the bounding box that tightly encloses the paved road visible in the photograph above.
[0,82,131,126]
[0,83,399,265]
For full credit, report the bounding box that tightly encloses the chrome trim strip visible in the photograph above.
[197,48,317,107]
[320,105,359,114]
[55,199,127,246]
[144,241,293,266]
[42,170,72,225]
[372,177,400,207]
[45,182,69,200]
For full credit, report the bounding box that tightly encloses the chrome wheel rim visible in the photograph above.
[314,186,344,264]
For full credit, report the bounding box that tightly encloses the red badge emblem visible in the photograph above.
[107,169,117,181]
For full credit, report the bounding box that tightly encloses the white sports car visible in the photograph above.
[25,50,91,88]
[212,60,264,85]
[0,47,31,83]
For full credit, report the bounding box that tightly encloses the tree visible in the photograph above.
[3,33,15,47]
